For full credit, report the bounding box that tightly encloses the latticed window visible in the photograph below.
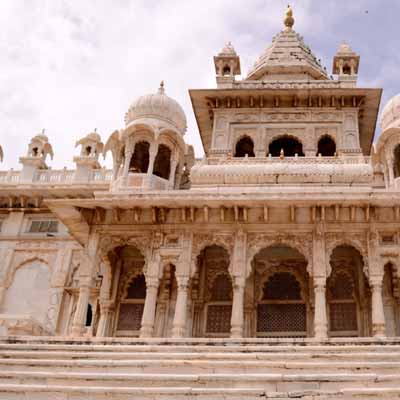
[328,271,358,333]
[206,273,232,335]
[257,272,306,336]
[117,274,146,333]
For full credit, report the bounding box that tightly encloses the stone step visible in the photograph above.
[0,384,336,400]
[0,370,399,391]
[1,336,400,347]
[0,358,399,374]
[1,349,399,361]
[0,384,399,400]
[1,342,400,354]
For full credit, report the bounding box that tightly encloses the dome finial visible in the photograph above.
[284,5,294,29]
[158,80,165,94]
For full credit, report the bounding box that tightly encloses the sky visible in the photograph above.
[0,0,399,169]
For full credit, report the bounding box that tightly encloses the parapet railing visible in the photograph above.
[0,168,113,185]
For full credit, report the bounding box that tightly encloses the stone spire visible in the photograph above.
[246,5,328,81]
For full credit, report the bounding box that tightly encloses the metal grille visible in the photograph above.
[117,303,144,331]
[257,303,306,332]
[330,302,357,332]
[206,305,232,333]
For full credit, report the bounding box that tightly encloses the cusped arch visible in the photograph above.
[317,134,336,157]
[257,265,307,302]
[157,128,186,154]
[99,236,150,268]
[267,134,305,157]
[246,237,311,279]
[122,122,156,142]
[234,135,256,157]
[190,236,234,277]
[326,240,368,278]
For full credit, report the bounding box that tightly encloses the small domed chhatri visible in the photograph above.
[124,81,187,135]
[381,94,400,131]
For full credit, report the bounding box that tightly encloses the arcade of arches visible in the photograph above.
[75,241,399,339]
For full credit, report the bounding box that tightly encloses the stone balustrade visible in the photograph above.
[0,168,113,186]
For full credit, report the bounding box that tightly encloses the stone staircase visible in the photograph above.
[0,337,400,399]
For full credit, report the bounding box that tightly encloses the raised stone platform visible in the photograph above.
[0,337,400,399]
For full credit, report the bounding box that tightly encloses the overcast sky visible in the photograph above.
[0,0,399,169]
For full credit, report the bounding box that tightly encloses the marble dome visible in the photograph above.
[124,82,187,135]
[381,94,400,131]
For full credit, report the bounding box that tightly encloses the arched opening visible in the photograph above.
[85,146,92,156]
[249,245,309,337]
[383,263,399,336]
[153,144,171,180]
[268,136,304,157]
[223,65,231,76]
[129,141,150,173]
[343,64,351,75]
[32,147,39,157]
[317,135,336,157]
[85,304,93,327]
[328,245,370,337]
[393,144,400,178]
[190,245,232,337]
[235,136,255,157]
[114,245,147,336]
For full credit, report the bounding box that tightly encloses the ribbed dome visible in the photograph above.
[381,94,400,131]
[125,82,187,135]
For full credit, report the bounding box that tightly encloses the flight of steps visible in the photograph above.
[0,336,400,399]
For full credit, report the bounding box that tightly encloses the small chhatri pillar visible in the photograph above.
[73,129,104,182]
[19,130,54,182]
[333,42,360,87]
[214,42,241,88]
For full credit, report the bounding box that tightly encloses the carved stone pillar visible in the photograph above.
[139,276,160,338]
[230,276,245,338]
[70,278,91,337]
[313,277,328,340]
[169,158,178,188]
[172,276,189,338]
[387,156,394,186]
[147,143,158,176]
[123,149,132,178]
[370,275,386,338]
[96,301,112,337]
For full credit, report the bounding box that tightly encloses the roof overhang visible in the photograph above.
[46,186,399,246]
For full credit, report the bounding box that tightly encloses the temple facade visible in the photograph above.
[1,7,400,343]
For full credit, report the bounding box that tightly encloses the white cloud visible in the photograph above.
[0,0,398,169]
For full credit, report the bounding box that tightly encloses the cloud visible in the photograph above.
[0,0,398,169]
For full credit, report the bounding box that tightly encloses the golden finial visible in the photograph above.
[284,5,294,29]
